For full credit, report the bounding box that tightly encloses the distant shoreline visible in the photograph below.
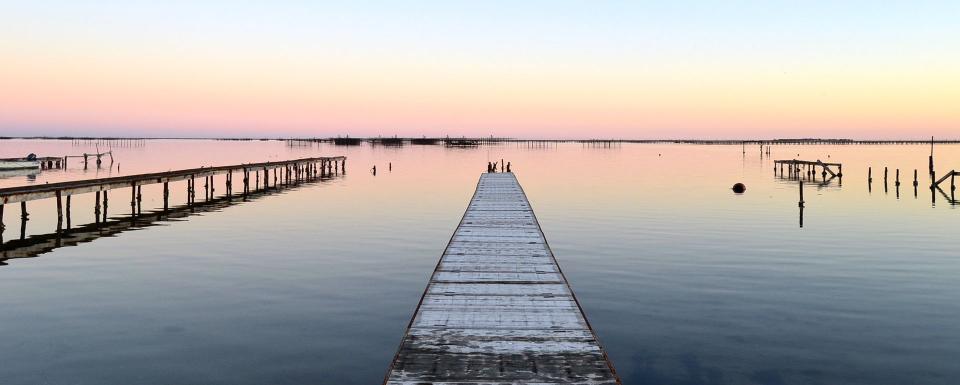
[1,136,958,144]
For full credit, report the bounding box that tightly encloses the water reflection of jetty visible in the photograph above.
[0,156,346,243]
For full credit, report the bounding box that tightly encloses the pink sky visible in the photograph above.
[1,2,957,139]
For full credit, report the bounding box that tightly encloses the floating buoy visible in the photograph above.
[732,183,746,193]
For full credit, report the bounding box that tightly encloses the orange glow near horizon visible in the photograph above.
[1,2,958,138]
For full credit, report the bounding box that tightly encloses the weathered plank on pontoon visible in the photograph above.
[384,172,620,384]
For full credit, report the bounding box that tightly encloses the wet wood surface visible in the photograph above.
[384,172,620,384]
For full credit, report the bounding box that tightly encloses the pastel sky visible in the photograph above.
[1,1,957,139]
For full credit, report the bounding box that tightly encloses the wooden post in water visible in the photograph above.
[20,201,27,239]
[243,169,249,198]
[137,185,142,215]
[895,169,900,186]
[131,182,137,215]
[868,167,872,183]
[163,182,169,210]
[102,190,108,222]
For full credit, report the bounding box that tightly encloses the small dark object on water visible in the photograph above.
[732,183,746,193]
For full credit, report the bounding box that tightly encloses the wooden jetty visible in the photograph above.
[383,172,620,384]
[774,159,843,179]
[0,171,330,264]
[0,156,345,236]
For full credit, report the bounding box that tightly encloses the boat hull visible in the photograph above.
[0,161,41,171]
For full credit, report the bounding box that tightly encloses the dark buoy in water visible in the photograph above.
[732,183,746,193]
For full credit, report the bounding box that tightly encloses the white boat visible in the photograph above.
[0,158,41,170]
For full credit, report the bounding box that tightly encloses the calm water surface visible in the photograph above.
[1,139,958,385]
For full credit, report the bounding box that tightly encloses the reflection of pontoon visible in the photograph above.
[0,168,41,179]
